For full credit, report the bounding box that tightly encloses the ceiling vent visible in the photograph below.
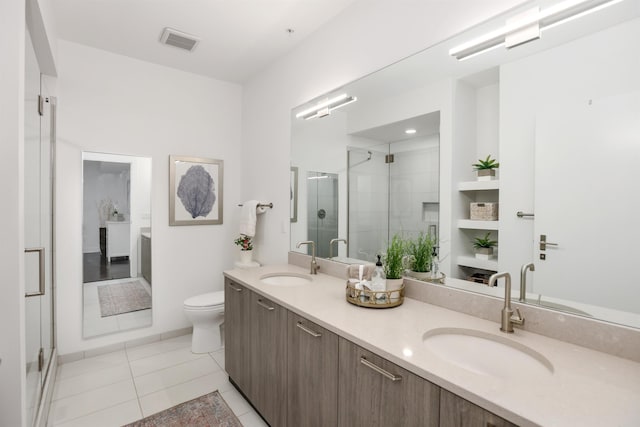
[160,28,200,52]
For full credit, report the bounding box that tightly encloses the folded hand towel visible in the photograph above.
[239,200,259,237]
[347,264,375,281]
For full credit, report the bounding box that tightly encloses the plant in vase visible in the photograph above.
[473,232,497,260]
[234,234,254,264]
[383,234,406,300]
[405,232,435,281]
[472,155,499,181]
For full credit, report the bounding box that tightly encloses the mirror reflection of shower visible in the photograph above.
[347,111,441,262]
[306,171,339,258]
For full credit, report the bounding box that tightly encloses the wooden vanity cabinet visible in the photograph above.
[224,278,252,395]
[338,338,440,427]
[287,312,339,427]
[440,389,517,427]
[249,292,288,427]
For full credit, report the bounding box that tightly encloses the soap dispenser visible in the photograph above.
[430,247,440,280]
[371,255,386,292]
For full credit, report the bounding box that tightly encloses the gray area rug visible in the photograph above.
[98,280,151,317]
[122,391,242,427]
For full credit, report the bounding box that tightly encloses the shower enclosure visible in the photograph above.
[347,138,440,263]
[306,172,339,258]
[24,29,56,426]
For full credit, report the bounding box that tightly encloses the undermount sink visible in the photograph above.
[422,328,554,379]
[260,272,312,286]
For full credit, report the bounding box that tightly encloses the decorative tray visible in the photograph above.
[345,282,405,309]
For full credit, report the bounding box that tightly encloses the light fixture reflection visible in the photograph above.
[449,0,626,60]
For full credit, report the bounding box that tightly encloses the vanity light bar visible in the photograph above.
[449,0,626,60]
[296,93,358,120]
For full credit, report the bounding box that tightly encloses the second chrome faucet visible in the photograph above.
[296,240,319,274]
[489,272,525,333]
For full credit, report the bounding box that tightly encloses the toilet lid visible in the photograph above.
[184,291,224,308]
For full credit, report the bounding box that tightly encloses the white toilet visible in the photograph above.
[183,291,225,354]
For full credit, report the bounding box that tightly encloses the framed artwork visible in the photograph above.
[169,156,223,226]
[290,166,298,223]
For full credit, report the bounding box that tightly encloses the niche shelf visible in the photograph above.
[457,219,499,230]
[456,255,498,271]
[458,180,500,191]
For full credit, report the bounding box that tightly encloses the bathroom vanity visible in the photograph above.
[224,263,640,427]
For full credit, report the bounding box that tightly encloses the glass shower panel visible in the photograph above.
[24,29,55,426]
[347,148,389,262]
[306,172,339,258]
[388,138,440,242]
[24,29,42,425]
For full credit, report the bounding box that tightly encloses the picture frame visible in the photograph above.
[169,155,223,226]
[290,166,298,223]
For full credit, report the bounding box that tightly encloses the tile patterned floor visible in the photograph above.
[83,278,152,338]
[47,334,267,427]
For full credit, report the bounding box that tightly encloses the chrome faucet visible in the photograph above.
[520,263,535,302]
[296,241,319,274]
[489,272,525,333]
[329,238,347,259]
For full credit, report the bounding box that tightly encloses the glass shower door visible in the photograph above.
[24,29,54,426]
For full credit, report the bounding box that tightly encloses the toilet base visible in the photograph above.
[191,321,224,354]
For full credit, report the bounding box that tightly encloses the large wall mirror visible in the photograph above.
[82,152,152,338]
[291,0,640,329]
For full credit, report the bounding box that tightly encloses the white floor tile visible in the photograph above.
[126,333,192,362]
[138,372,225,417]
[51,399,141,427]
[48,379,137,424]
[237,408,269,427]
[129,346,206,377]
[133,356,221,397]
[56,350,128,380]
[220,387,253,417]
[52,364,132,401]
[210,348,225,370]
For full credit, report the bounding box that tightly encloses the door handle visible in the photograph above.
[539,235,558,251]
[25,247,45,297]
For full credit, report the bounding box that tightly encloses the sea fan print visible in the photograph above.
[177,165,216,218]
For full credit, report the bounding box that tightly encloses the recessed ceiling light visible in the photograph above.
[405,129,417,135]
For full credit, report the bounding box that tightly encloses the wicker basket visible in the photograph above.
[345,282,405,308]
[470,202,498,220]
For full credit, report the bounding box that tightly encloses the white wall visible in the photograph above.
[0,0,27,424]
[241,0,527,266]
[499,17,640,290]
[55,41,242,355]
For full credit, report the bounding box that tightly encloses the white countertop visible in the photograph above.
[224,264,640,427]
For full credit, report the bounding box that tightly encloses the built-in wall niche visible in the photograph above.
[82,152,152,338]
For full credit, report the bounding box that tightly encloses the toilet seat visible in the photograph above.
[184,291,224,310]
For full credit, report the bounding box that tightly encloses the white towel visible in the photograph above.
[239,200,260,237]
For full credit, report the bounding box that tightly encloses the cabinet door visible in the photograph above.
[224,278,252,394]
[338,338,439,427]
[287,312,339,427]
[440,389,517,427]
[338,339,384,427]
[250,293,288,427]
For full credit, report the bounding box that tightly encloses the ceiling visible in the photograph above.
[51,0,359,83]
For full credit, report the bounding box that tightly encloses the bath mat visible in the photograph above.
[123,391,242,427]
[98,280,151,317]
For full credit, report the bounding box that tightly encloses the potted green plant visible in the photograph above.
[234,234,254,265]
[383,234,406,300]
[472,155,499,181]
[473,232,497,260]
[405,232,435,281]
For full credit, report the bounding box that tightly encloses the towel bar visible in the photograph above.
[237,202,273,209]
